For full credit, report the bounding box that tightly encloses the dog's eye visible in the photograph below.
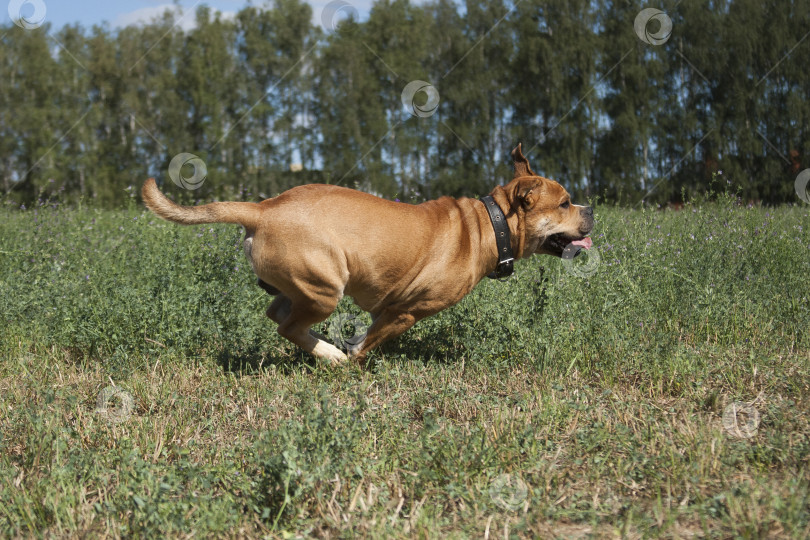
[560,201,570,209]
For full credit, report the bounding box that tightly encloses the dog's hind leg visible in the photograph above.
[271,294,347,363]
[257,279,280,295]
[266,294,291,323]
[266,294,331,344]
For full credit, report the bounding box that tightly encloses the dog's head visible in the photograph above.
[503,144,594,257]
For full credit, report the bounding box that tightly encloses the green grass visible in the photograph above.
[1,193,809,538]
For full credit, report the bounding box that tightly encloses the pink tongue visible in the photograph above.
[571,237,592,250]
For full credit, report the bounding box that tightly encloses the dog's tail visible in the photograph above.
[141,178,262,230]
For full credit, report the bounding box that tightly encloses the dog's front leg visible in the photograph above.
[350,308,417,367]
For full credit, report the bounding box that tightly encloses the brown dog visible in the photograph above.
[142,144,593,365]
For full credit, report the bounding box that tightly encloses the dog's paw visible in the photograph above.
[312,340,348,364]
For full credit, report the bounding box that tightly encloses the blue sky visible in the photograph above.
[4,0,374,31]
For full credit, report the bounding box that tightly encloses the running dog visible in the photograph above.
[142,144,593,365]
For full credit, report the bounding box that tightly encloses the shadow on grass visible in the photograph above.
[214,310,489,375]
[372,323,469,368]
[215,342,316,376]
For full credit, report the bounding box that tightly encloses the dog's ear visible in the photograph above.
[511,143,537,178]
[513,177,543,210]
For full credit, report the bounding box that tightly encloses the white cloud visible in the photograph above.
[113,5,184,30]
[310,0,372,29]
[113,4,236,31]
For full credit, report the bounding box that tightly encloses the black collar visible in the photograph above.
[480,195,514,279]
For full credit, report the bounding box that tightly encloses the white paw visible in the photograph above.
[311,340,348,364]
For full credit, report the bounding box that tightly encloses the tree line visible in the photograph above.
[1,0,808,207]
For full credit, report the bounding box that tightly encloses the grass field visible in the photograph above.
[1,192,809,538]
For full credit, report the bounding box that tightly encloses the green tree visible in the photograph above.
[1,24,60,202]
[314,17,389,192]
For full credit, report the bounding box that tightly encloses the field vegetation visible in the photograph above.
[1,192,808,537]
